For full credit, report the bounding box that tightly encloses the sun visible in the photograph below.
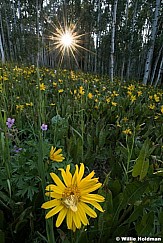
[47,21,89,66]
[60,31,73,47]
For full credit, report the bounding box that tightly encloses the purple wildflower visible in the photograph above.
[6,118,15,128]
[13,145,22,153]
[41,124,48,131]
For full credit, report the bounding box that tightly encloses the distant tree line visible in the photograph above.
[0,0,162,85]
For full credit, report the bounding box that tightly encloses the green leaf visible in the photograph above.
[136,211,154,236]
[127,205,144,224]
[123,181,148,204]
[132,138,150,180]
[112,181,148,226]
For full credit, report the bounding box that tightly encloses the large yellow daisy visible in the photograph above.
[41,163,105,231]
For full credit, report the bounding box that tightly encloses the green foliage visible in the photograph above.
[0,64,163,242]
[132,138,150,180]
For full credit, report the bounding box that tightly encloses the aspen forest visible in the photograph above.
[0,0,163,242]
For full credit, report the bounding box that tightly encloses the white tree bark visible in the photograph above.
[154,55,163,87]
[110,0,118,82]
[0,13,5,63]
[150,45,163,85]
[121,0,130,81]
[126,0,138,80]
[0,31,5,63]
[143,0,161,85]
[94,0,102,73]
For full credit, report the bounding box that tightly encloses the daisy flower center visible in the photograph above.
[62,186,80,212]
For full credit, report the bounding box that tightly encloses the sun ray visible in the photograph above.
[44,16,94,68]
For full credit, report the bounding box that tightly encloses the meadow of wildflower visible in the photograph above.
[0,63,163,243]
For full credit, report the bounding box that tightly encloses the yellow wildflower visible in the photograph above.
[88,93,93,99]
[58,89,64,93]
[130,95,136,102]
[154,94,159,102]
[122,117,128,122]
[111,102,117,106]
[53,82,57,87]
[137,91,142,97]
[50,146,65,162]
[79,86,85,95]
[16,105,24,111]
[127,84,135,91]
[111,91,119,97]
[122,128,132,135]
[26,102,33,106]
[41,163,105,232]
[154,115,159,120]
[40,83,46,91]
[127,91,132,96]
[148,104,155,110]
[106,97,111,103]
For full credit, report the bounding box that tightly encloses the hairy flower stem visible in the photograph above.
[81,95,84,162]
[36,66,56,243]
[125,129,135,183]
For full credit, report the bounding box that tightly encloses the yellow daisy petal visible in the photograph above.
[72,164,79,184]
[50,172,66,190]
[77,202,89,225]
[73,211,81,229]
[59,168,71,186]
[45,191,62,199]
[78,163,85,182]
[53,148,62,155]
[66,165,72,182]
[46,184,63,194]
[81,199,104,212]
[80,183,102,194]
[45,205,64,219]
[66,209,73,229]
[80,202,97,218]
[72,222,76,232]
[78,171,95,186]
[81,194,105,202]
[56,208,68,227]
[41,199,60,209]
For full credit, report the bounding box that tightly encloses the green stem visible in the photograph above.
[125,129,135,183]
[36,66,56,243]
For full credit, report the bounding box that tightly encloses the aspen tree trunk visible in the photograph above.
[0,13,5,63]
[121,0,129,82]
[150,45,163,85]
[110,0,118,82]
[0,32,5,63]
[126,0,137,80]
[154,55,163,87]
[143,0,161,85]
[94,0,101,73]
[5,7,13,60]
